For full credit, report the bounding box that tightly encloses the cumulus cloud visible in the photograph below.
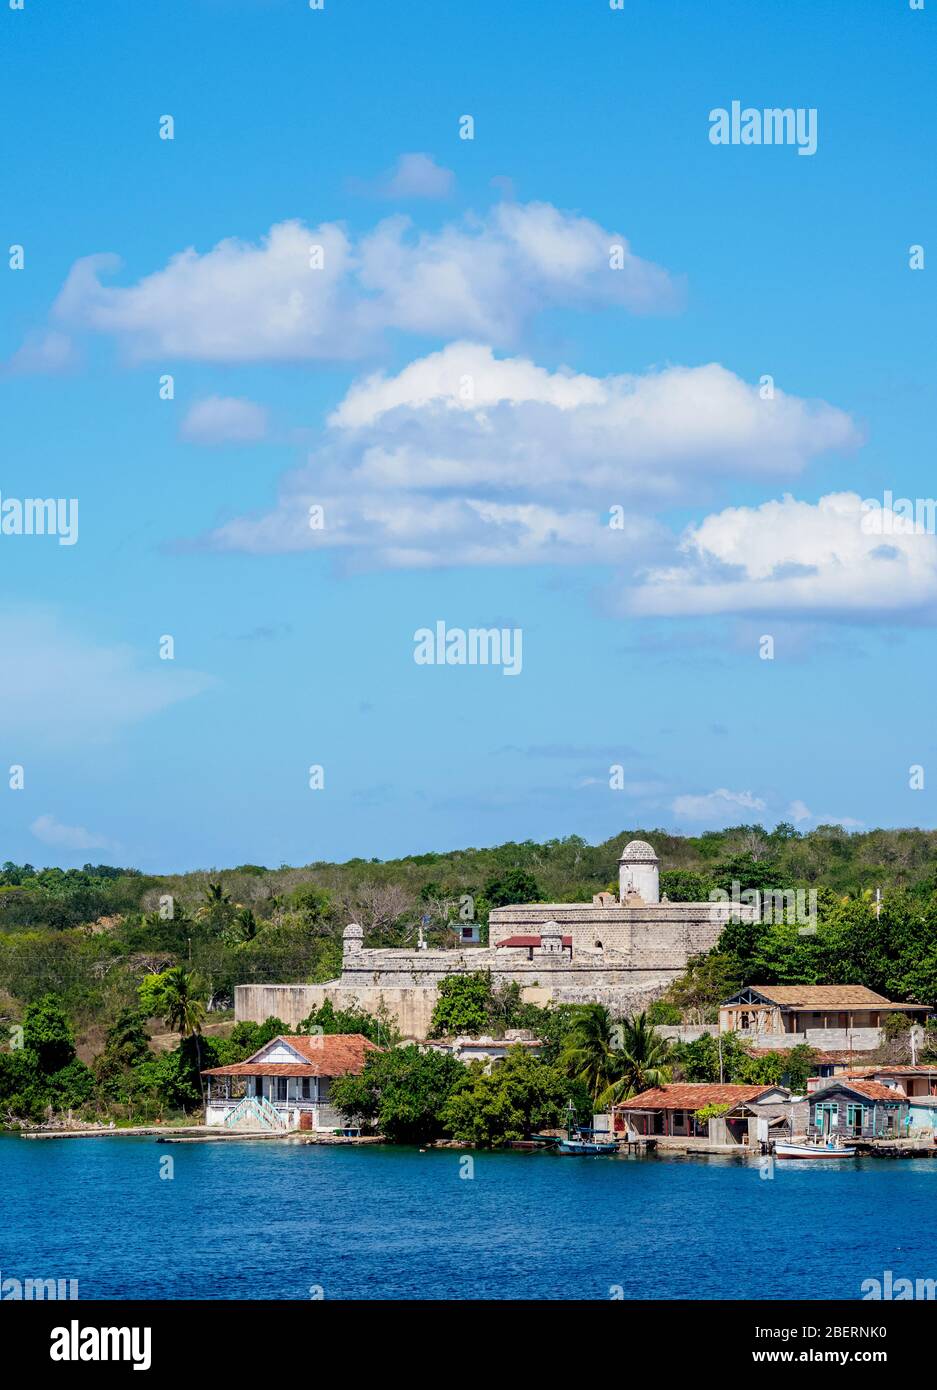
[180,395,268,445]
[0,608,213,744]
[672,788,767,823]
[353,152,455,200]
[628,492,937,620]
[194,343,857,568]
[23,201,680,365]
[787,800,863,829]
[30,814,117,853]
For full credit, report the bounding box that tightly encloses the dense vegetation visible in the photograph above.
[3,824,937,1133]
[4,822,937,1032]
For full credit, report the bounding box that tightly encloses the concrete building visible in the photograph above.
[719,984,931,1052]
[424,1032,543,1071]
[235,840,755,1037]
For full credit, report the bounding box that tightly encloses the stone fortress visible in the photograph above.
[236,840,755,1037]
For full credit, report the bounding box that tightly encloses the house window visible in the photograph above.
[276,1077,288,1101]
[301,1078,311,1100]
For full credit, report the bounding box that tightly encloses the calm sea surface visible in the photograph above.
[1,1134,935,1300]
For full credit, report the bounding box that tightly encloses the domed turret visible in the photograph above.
[618,840,659,905]
[343,922,364,956]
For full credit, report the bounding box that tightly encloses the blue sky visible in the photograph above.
[1,0,935,871]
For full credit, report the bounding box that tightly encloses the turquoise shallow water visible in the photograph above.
[1,1134,935,1300]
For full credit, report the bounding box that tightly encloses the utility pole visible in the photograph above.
[718,1033,724,1084]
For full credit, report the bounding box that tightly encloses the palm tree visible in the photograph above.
[558,1004,624,1103]
[234,908,258,941]
[598,1012,673,1107]
[158,966,208,1097]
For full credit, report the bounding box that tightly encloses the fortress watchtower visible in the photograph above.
[618,840,660,905]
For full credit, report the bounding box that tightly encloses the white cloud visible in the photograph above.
[787,801,863,830]
[328,345,857,497]
[628,492,937,620]
[195,344,857,568]
[30,814,117,853]
[672,788,767,823]
[205,493,657,569]
[355,152,455,200]
[0,608,213,745]
[180,395,268,445]
[331,341,607,428]
[5,328,78,375]
[27,201,679,364]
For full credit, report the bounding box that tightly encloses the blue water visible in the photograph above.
[1,1134,935,1299]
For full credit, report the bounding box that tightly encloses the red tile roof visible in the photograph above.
[616,1083,776,1111]
[202,1033,379,1078]
[812,1078,904,1103]
[496,934,572,948]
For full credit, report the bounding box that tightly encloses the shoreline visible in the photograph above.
[10,1125,937,1160]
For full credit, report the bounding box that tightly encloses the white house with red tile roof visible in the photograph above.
[202,1034,379,1132]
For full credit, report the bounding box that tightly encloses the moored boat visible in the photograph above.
[552,1133,618,1156]
[533,1101,618,1156]
[774,1139,856,1160]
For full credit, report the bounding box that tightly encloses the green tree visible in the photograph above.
[782,1043,817,1093]
[558,1004,624,1103]
[482,869,541,908]
[429,973,492,1037]
[659,870,715,903]
[93,1008,152,1095]
[441,1047,592,1147]
[138,966,208,1094]
[671,1031,754,1083]
[139,967,206,1039]
[330,1046,464,1143]
[645,999,682,1025]
[290,885,332,931]
[600,1012,672,1105]
[23,995,76,1073]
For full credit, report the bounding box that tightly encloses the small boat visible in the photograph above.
[774,1100,856,1159]
[774,1139,856,1160]
[533,1102,618,1156]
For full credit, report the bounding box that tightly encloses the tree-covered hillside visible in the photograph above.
[3,822,937,1033]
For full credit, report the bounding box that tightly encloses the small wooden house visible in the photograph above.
[808,1079,908,1140]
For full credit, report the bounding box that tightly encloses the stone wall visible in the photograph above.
[657,1024,720,1043]
[487,901,752,965]
[234,982,441,1037]
[235,883,756,1040]
[234,976,678,1039]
